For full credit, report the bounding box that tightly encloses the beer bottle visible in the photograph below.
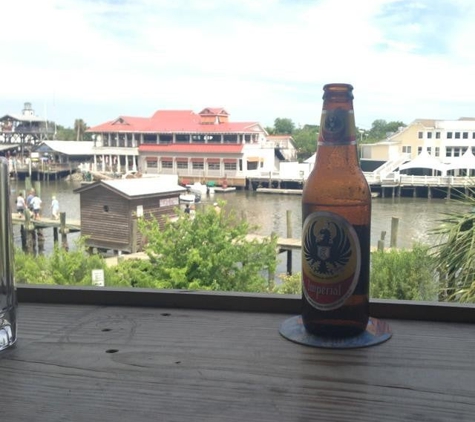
[301,83,371,337]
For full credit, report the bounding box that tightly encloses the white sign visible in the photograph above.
[92,269,105,287]
[136,205,144,217]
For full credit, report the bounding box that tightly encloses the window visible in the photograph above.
[192,162,204,170]
[208,163,220,171]
[224,162,237,171]
[176,134,190,143]
[435,147,440,157]
[402,145,412,153]
[161,160,172,169]
[455,132,461,139]
[435,132,441,139]
[146,160,158,169]
[143,134,157,144]
[177,161,188,169]
[417,147,423,154]
[447,132,453,139]
[463,132,468,139]
[427,147,432,154]
[454,148,461,157]
[418,132,423,139]
[427,132,432,139]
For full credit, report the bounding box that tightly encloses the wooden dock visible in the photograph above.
[11,214,81,232]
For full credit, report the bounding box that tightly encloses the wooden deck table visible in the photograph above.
[1,286,474,422]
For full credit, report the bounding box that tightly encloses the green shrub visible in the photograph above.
[370,244,437,301]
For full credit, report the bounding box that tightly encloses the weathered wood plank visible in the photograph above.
[0,302,473,422]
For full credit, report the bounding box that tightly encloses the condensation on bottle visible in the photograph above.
[301,83,371,337]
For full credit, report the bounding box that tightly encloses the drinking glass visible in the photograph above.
[0,157,17,351]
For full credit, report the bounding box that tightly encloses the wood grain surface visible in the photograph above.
[0,303,474,422]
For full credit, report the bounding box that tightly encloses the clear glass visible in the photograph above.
[0,157,17,351]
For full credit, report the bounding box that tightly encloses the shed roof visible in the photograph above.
[34,141,95,156]
[75,176,186,199]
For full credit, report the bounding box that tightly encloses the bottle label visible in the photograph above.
[302,211,360,311]
[319,109,356,145]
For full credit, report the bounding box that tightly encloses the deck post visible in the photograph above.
[286,210,293,275]
[60,212,69,251]
[390,217,399,249]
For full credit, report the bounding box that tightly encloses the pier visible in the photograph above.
[12,212,80,252]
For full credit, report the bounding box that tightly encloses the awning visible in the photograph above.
[206,158,220,163]
[223,158,237,163]
[175,157,188,162]
[191,158,204,163]
[145,156,158,162]
[246,157,262,162]
[160,156,173,161]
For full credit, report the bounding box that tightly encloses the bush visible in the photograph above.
[370,244,437,301]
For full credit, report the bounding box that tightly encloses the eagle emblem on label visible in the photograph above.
[302,211,361,310]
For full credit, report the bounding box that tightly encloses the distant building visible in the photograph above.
[361,118,475,178]
[0,102,55,157]
[87,107,295,186]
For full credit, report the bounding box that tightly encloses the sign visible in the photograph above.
[91,269,105,287]
[136,205,144,217]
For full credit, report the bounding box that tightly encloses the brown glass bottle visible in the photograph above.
[301,83,371,337]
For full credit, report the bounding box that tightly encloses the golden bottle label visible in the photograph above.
[319,108,356,145]
[302,211,361,311]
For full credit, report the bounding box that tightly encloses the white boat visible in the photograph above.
[214,186,236,193]
[179,189,202,203]
[186,182,208,195]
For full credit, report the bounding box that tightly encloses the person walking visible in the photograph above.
[16,192,26,218]
[26,189,35,211]
[31,194,42,220]
[51,196,59,219]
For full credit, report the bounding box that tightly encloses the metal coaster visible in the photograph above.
[279,316,392,349]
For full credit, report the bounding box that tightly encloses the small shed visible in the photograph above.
[74,176,186,253]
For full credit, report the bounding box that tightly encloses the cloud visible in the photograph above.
[1,0,475,129]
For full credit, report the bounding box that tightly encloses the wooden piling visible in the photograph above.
[286,210,293,275]
[60,212,69,251]
[390,217,399,248]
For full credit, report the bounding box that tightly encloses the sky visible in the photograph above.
[2,0,475,131]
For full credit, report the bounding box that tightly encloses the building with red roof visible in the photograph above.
[87,107,291,187]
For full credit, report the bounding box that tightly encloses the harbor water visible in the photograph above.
[9,178,469,275]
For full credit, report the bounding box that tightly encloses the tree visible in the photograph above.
[274,118,295,135]
[54,124,76,140]
[431,196,475,302]
[136,202,278,292]
[292,125,319,161]
[364,119,406,143]
[74,119,88,141]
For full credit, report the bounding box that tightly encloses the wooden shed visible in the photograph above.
[74,176,186,253]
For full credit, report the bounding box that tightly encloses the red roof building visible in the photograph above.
[87,108,277,187]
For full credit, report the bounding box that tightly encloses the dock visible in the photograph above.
[11,214,81,232]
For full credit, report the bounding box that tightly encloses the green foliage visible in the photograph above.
[292,125,319,161]
[54,124,76,141]
[137,202,278,292]
[430,199,475,302]
[273,117,295,135]
[15,237,124,286]
[364,119,406,143]
[370,244,438,301]
[273,273,301,295]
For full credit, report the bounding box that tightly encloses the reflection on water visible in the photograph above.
[9,179,470,273]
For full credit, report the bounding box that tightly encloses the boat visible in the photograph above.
[214,186,236,193]
[186,182,208,196]
[179,189,202,203]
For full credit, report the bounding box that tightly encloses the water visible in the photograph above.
[9,179,469,274]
